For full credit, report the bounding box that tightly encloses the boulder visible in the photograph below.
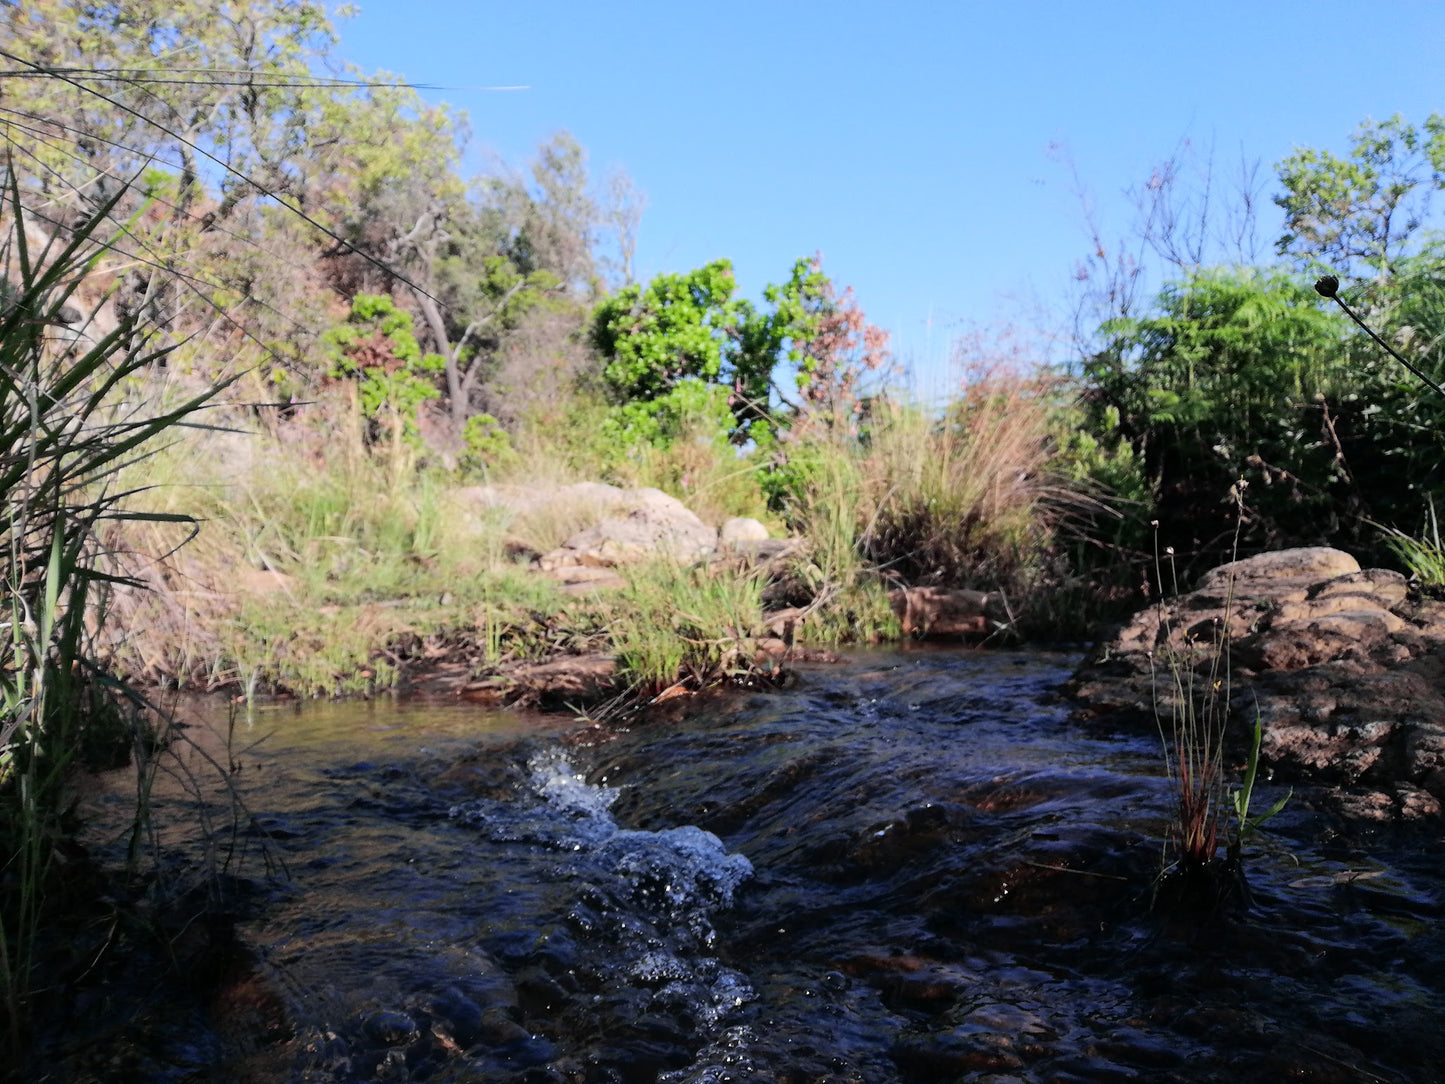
[719,517,770,548]
[1196,546,1360,592]
[538,488,718,570]
[460,481,626,517]
[1070,546,1445,819]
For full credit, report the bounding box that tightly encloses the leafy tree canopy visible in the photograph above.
[591,256,890,450]
[1275,113,1445,277]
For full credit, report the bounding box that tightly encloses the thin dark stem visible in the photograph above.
[1322,286,1445,400]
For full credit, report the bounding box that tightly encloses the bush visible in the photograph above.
[323,294,445,444]
[1080,260,1445,573]
[772,381,1083,632]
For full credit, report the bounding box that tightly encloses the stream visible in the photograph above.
[61,648,1445,1082]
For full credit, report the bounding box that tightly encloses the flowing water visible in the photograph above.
[62,648,1445,1082]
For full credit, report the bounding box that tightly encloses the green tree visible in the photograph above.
[0,0,471,397]
[1275,113,1445,277]
[1084,268,1346,560]
[591,259,740,447]
[591,255,890,451]
[480,131,602,298]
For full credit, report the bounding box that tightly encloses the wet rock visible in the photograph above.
[477,1006,532,1047]
[363,1009,421,1046]
[892,1033,1026,1075]
[515,966,570,1017]
[890,586,1008,638]
[428,987,486,1048]
[1070,546,1445,817]
[210,950,293,1047]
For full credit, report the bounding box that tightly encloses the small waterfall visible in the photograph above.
[450,747,755,1036]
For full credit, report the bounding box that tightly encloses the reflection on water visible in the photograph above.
[65,650,1445,1082]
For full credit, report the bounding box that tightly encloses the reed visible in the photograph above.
[1147,505,1236,885]
[0,170,223,1049]
[779,378,1074,641]
[1148,484,1288,909]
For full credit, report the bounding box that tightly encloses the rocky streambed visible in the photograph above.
[31,629,1445,1083]
[25,545,1445,1083]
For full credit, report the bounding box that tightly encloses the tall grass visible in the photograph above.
[862,382,1067,587]
[1148,486,1288,909]
[1378,497,1445,588]
[103,403,581,697]
[0,172,222,1049]
[784,379,1074,637]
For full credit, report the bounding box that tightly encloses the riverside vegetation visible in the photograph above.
[5,0,1445,1062]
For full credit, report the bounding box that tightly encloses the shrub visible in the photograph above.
[323,294,445,444]
[773,380,1079,631]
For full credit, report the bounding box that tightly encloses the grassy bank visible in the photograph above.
[97,371,1094,704]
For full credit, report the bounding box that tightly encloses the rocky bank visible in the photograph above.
[1069,546,1445,819]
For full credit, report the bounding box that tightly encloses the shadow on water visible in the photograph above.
[49,648,1445,1082]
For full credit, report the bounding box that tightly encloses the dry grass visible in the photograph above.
[98,404,572,695]
[859,379,1068,588]
[782,377,1079,636]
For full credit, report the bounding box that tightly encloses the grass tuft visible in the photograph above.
[609,559,767,692]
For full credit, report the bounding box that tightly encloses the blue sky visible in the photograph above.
[334,1,1445,397]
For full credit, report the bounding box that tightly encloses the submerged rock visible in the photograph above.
[1071,546,1445,818]
[889,586,1009,639]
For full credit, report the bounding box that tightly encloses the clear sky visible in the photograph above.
[332,1,1445,398]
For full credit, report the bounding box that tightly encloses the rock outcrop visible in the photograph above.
[1070,547,1445,818]
[719,516,770,549]
[462,483,724,572]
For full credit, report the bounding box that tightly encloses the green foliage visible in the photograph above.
[602,378,736,450]
[1079,247,1445,572]
[323,294,444,437]
[1065,114,1445,580]
[609,562,765,691]
[460,413,518,476]
[1082,268,1353,564]
[590,256,887,452]
[592,259,739,411]
[1090,269,1340,441]
[1379,499,1445,586]
[1276,113,1445,275]
[0,174,223,1051]
[753,427,827,513]
[1229,711,1292,859]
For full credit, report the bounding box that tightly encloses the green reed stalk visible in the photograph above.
[0,167,225,1051]
[1150,485,1245,876]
